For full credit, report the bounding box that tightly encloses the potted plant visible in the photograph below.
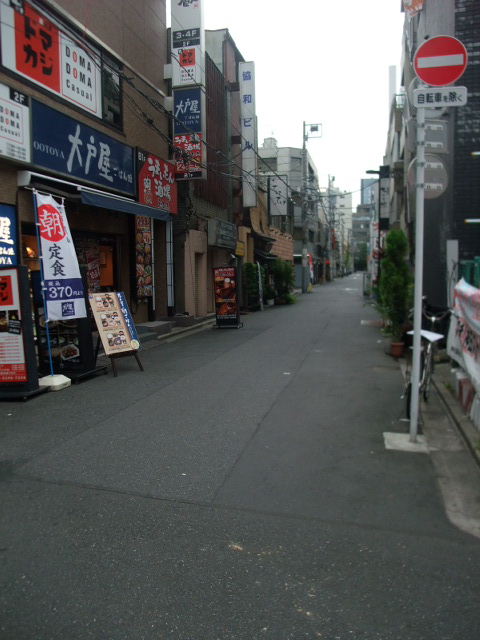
[264,285,276,306]
[378,229,412,357]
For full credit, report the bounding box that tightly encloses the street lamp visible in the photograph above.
[301,121,322,293]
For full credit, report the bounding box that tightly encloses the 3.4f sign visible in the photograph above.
[414,36,468,86]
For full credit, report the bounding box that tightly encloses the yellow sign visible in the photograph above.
[235,241,245,257]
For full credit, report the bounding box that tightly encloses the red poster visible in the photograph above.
[174,134,203,179]
[0,274,14,306]
[179,48,196,67]
[14,2,61,92]
[137,150,178,214]
[213,267,240,327]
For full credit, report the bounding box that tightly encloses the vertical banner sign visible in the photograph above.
[173,87,205,179]
[135,216,154,298]
[35,193,87,321]
[0,268,27,382]
[268,175,288,217]
[239,62,257,208]
[0,204,19,266]
[171,0,205,87]
[137,149,178,213]
[213,266,240,328]
[0,0,102,117]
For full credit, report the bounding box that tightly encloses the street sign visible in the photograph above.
[413,86,467,108]
[407,154,448,200]
[414,36,468,86]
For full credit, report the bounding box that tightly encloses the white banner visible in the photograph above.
[447,278,480,392]
[171,0,204,88]
[239,61,257,208]
[35,192,87,321]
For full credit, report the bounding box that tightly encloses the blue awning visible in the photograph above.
[80,190,172,222]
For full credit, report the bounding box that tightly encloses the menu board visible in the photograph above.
[89,292,139,356]
[213,266,240,328]
[0,268,27,382]
[135,216,153,298]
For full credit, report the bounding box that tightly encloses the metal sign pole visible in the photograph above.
[409,105,425,442]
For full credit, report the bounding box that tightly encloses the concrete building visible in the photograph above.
[397,0,480,306]
[258,137,323,286]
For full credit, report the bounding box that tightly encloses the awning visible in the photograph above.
[80,190,171,222]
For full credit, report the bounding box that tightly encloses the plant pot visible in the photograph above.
[390,341,405,358]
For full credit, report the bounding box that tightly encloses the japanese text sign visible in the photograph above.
[89,291,139,356]
[0,267,27,383]
[173,88,202,134]
[239,61,257,208]
[0,204,18,266]
[174,133,203,179]
[137,149,178,213]
[171,0,204,88]
[32,100,135,195]
[413,86,467,108]
[35,192,87,321]
[0,82,30,163]
[0,0,102,117]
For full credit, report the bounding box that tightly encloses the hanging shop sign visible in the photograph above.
[174,133,204,179]
[0,82,30,163]
[0,204,19,266]
[137,149,177,214]
[172,87,205,180]
[239,61,257,208]
[35,192,87,321]
[213,266,240,328]
[0,0,102,117]
[268,175,288,217]
[171,0,204,88]
[135,216,153,298]
[32,100,135,195]
[207,219,237,250]
[89,291,139,356]
[0,267,27,382]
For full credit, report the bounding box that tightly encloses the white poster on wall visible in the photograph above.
[239,61,257,208]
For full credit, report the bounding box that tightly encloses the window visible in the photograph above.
[102,56,122,128]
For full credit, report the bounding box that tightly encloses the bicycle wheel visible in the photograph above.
[422,347,434,401]
[405,381,412,419]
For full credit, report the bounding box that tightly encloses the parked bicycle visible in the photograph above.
[403,301,451,419]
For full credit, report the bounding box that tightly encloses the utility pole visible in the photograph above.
[328,175,336,280]
[301,121,322,293]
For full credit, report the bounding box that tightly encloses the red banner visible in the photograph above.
[14,2,61,92]
[137,150,178,214]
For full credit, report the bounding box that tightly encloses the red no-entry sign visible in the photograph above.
[414,36,468,86]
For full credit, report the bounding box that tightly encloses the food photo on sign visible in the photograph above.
[135,216,153,298]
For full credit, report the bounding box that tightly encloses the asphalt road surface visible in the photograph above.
[1,273,480,639]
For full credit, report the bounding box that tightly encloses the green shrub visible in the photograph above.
[271,259,294,298]
[379,229,412,340]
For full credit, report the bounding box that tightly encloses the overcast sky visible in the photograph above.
[167,1,405,207]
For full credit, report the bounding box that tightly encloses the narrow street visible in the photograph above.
[1,274,480,640]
